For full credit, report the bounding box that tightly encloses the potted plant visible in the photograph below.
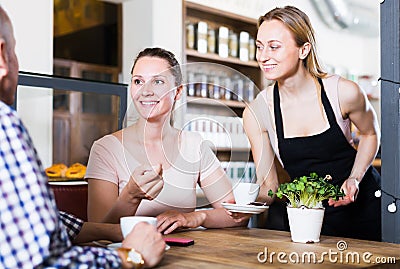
[268,173,344,243]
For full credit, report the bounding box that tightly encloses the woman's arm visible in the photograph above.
[200,167,249,228]
[339,78,380,180]
[88,164,164,223]
[330,77,380,206]
[73,221,123,244]
[243,105,279,204]
[87,179,129,223]
[156,167,248,234]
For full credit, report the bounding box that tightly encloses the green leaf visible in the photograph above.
[299,176,307,183]
[296,182,305,191]
[267,173,344,208]
[305,186,314,193]
[268,190,274,197]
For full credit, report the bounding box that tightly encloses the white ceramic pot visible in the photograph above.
[286,206,325,243]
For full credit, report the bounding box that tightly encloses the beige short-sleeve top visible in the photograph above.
[85,131,225,216]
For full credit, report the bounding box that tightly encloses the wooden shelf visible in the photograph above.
[214,147,250,152]
[212,147,253,162]
[185,1,257,25]
[186,49,259,68]
[183,0,262,106]
[186,96,247,108]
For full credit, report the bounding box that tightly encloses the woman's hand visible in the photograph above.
[88,165,163,223]
[156,210,206,234]
[119,164,164,204]
[225,211,252,223]
[223,199,252,223]
[328,177,359,207]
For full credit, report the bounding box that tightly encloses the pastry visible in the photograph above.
[45,163,67,178]
[65,163,87,179]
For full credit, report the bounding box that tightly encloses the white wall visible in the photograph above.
[122,0,183,126]
[1,1,53,167]
[122,0,183,84]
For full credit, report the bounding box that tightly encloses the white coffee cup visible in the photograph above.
[233,182,260,205]
[120,216,157,238]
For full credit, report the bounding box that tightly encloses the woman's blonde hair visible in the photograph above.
[258,6,327,79]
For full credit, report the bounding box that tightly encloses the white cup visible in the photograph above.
[120,216,157,238]
[233,182,260,205]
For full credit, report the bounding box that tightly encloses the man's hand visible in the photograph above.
[121,222,165,268]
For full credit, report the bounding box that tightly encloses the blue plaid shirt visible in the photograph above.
[0,102,122,268]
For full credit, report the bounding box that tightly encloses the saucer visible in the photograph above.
[221,202,269,214]
[107,242,170,251]
[107,242,122,249]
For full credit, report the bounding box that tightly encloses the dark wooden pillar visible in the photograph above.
[380,0,400,243]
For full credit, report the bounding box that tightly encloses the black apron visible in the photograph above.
[268,78,381,241]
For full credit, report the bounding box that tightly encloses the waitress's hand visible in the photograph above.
[224,199,252,223]
[120,164,164,202]
[328,177,359,207]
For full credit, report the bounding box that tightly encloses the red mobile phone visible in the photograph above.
[164,237,194,246]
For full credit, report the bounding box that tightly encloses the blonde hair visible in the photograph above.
[258,6,327,79]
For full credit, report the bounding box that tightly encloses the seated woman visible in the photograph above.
[85,47,247,234]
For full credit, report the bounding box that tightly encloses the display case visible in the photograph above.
[17,70,127,166]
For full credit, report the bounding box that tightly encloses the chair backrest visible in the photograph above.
[49,182,88,221]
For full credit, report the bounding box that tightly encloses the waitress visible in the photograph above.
[243,6,381,240]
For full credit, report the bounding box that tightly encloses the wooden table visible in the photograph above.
[160,228,399,268]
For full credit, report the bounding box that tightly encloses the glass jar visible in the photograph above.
[207,28,216,53]
[217,26,229,58]
[210,75,220,99]
[224,76,232,100]
[239,31,249,61]
[194,72,202,97]
[186,70,195,97]
[186,22,195,49]
[244,79,255,102]
[200,73,208,98]
[248,37,256,61]
[218,74,226,100]
[232,75,244,101]
[196,21,208,53]
[228,30,238,58]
